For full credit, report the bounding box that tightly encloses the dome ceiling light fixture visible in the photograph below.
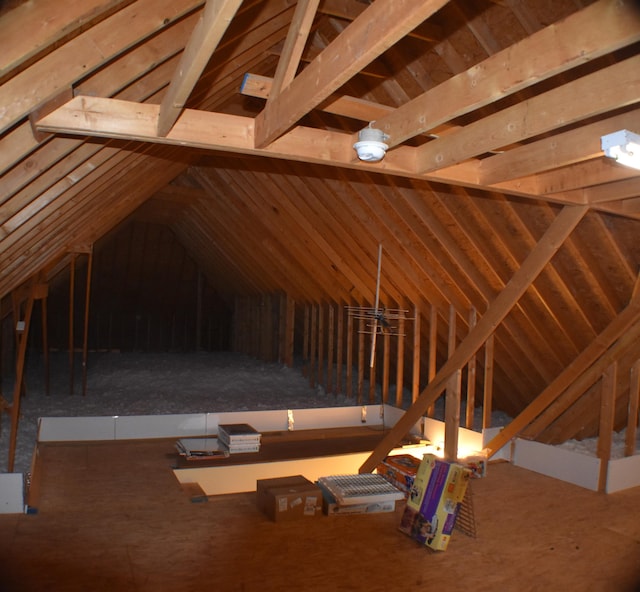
[354,122,390,162]
[601,129,640,171]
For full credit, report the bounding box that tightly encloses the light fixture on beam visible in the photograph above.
[600,129,640,171]
[354,123,389,162]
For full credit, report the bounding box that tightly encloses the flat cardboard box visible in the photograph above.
[256,475,322,522]
[376,454,421,494]
[461,454,487,479]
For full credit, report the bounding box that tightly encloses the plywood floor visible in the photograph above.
[1,439,640,592]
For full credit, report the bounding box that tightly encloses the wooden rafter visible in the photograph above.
[373,0,640,149]
[359,204,588,473]
[240,72,458,137]
[0,0,204,136]
[253,0,449,147]
[1,0,639,455]
[480,109,640,186]
[414,56,640,174]
[157,0,243,136]
[483,293,640,457]
[317,0,442,42]
[36,94,640,216]
[268,0,320,100]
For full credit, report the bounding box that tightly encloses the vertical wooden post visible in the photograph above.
[427,304,437,416]
[396,315,405,407]
[8,285,36,472]
[269,293,277,362]
[346,307,353,398]
[369,360,376,403]
[598,362,617,492]
[278,294,286,363]
[232,297,238,352]
[253,298,260,358]
[302,304,310,377]
[327,304,335,394]
[382,331,390,404]
[482,334,495,429]
[238,296,246,354]
[246,298,252,356]
[336,303,344,394]
[262,295,269,360]
[284,294,295,368]
[69,254,76,395]
[465,307,477,429]
[196,270,203,351]
[412,305,421,404]
[309,304,317,388]
[444,305,461,461]
[317,304,325,388]
[82,248,93,397]
[357,316,365,404]
[625,359,640,457]
[41,296,50,396]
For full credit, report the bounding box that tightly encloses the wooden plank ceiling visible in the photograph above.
[1,0,640,444]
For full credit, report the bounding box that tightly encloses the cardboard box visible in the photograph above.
[406,454,438,512]
[376,454,421,494]
[401,455,471,551]
[461,454,487,479]
[256,475,322,522]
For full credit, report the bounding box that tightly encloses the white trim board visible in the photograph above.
[0,473,24,514]
[513,439,601,491]
[36,405,393,443]
[605,454,640,493]
[512,438,640,493]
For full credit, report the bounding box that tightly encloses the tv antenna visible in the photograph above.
[347,244,411,368]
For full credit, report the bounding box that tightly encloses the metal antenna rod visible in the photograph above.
[370,243,382,368]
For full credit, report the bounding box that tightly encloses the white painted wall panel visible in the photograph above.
[38,416,116,442]
[513,439,600,491]
[607,455,640,493]
[115,413,206,439]
[0,473,24,514]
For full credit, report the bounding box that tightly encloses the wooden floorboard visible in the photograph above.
[1,439,640,591]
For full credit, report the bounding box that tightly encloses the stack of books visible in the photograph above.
[217,423,261,454]
[175,437,229,460]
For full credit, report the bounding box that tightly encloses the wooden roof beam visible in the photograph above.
[317,0,442,42]
[359,204,588,472]
[157,0,242,136]
[0,0,136,84]
[479,108,640,185]
[373,0,640,149]
[38,95,625,206]
[557,178,640,208]
[253,0,449,148]
[522,316,640,444]
[241,72,456,136]
[268,0,320,101]
[0,0,205,135]
[484,291,640,457]
[414,55,640,174]
[35,95,415,175]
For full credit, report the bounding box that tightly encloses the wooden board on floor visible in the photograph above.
[0,439,639,592]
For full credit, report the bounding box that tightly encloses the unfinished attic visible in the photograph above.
[2,0,640,493]
[3,1,640,590]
